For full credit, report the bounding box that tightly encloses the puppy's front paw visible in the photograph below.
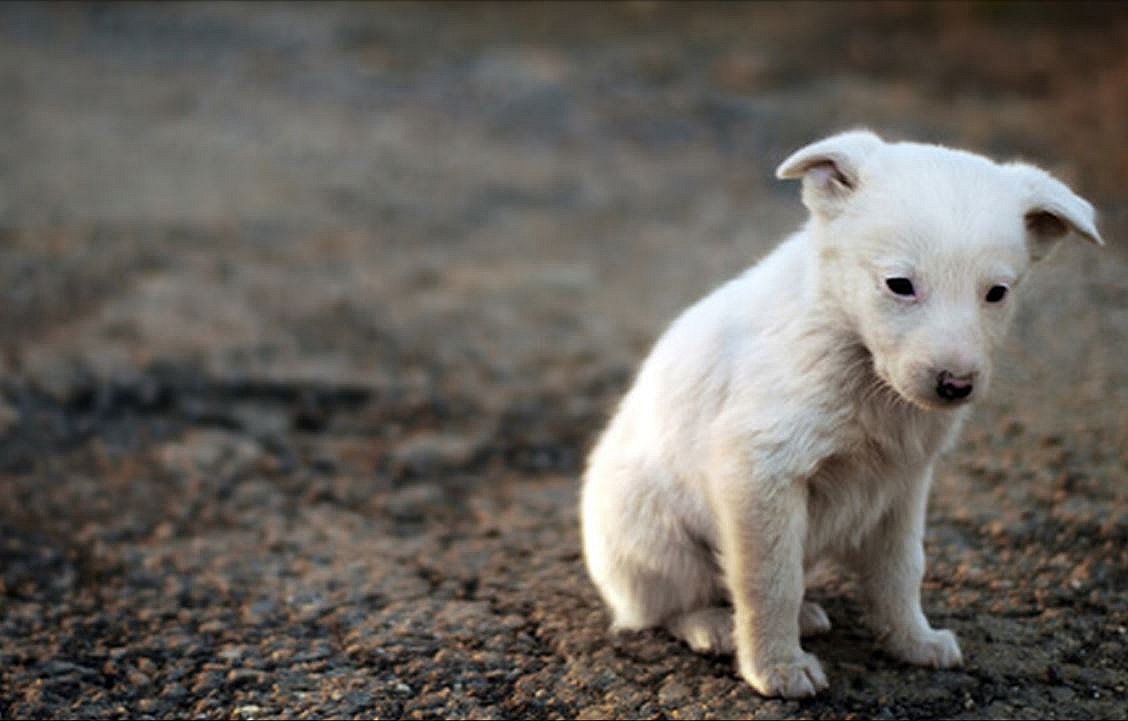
[887,628,963,669]
[740,650,828,698]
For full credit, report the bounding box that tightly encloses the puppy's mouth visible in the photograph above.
[872,367,924,410]
[856,344,914,409]
[862,347,963,412]
[886,372,974,412]
[908,391,971,412]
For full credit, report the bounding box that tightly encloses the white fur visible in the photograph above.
[580,131,1102,698]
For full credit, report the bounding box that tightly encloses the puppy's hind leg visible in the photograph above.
[600,541,722,634]
[666,599,829,655]
[800,601,832,637]
[667,606,734,654]
[583,456,721,634]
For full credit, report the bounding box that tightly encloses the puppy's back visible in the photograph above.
[590,232,813,476]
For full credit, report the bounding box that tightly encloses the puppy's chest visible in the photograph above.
[804,411,948,555]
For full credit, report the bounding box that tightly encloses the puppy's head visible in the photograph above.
[778,131,1103,411]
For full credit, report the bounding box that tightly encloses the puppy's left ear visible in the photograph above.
[1006,162,1104,261]
[776,130,884,219]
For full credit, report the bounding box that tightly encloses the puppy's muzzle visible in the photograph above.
[936,370,974,401]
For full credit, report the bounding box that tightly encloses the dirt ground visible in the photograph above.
[1,3,1126,719]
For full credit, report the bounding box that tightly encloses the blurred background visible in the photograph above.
[1,3,1126,719]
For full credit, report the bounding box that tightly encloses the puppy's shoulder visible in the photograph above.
[673,231,813,339]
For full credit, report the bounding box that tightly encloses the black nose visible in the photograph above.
[936,371,973,401]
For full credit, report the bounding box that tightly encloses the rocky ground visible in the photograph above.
[1,3,1126,719]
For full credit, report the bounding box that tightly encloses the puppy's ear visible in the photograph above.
[1006,162,1104,262]
[776,130,884,218]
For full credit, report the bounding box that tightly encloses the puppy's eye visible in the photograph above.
[885,278,915,297]
[985,285,1008,303]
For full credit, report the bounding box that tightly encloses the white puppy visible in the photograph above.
[580,131,1102,698]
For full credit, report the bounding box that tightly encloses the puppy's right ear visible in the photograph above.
[776,130,884,218]
[1004,161,1103,262]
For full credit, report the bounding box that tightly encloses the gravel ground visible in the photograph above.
[1,3,1126,719]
